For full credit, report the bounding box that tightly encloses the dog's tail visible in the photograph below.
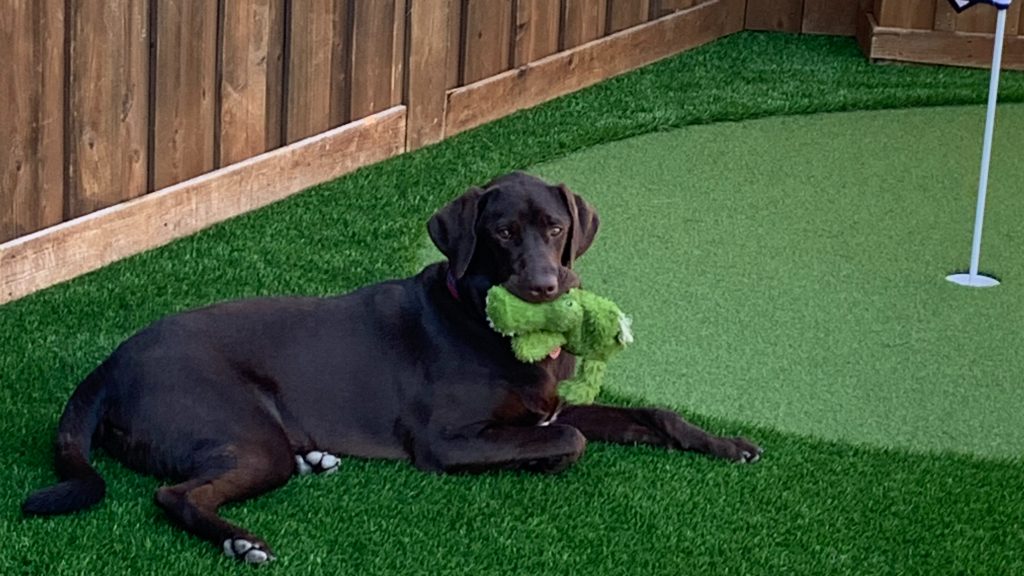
[22,364,109,516]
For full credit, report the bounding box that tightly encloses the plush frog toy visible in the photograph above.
[485,286,633,404]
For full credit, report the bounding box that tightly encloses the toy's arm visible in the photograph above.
[486,286,582,335]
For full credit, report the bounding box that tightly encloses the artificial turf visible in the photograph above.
[531,104,1024,459]
[2,32,1023,575]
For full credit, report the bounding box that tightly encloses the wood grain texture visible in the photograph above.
[562,0,608,48]
[220,0,273,166]
[1,107,407,305]
[152,0,218,190]
[462,0,513,84]
[514,0,561,65]
[351,0,398,119]
[407,0,452,149]
[956,2,997,34]
[607,0,651,33]
[802,0,859,35]
[874,0,934,29]
[654,0,701,18]
[67,0,149,219]
[285,0,338,143]
[863,12,1024,70]
[448,0,743,136]
[746,0,804,32]
[0,0,64,242]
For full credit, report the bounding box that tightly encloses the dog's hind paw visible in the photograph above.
[294,450,341,475]
[223,538,274,564]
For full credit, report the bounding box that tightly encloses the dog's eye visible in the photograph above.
[496,229,512,240]
[549,226,564,237]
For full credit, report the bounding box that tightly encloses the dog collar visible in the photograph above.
[446,269,460,301]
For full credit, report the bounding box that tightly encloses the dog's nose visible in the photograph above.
[528,277,559,300]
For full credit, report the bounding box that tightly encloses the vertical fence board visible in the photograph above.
[746,0,804,32]
[351,0,397,119]
[264,0,285,150]
[285,0,337,143]
[514,0,561,65]
[0,0,64,242]
[608,0,651,33]
[392,0,407,106]
[220,0,272,167]
[407,0,451,148]
[446,0,463,87]
[802,0,859,35]
[328,0,352,127]
[1008,1,1021,35]
[933,0,957,31]
[152,0,217,190]
[562,0,608,48]
[462,0,513,84]
[875,0,934,29]
[67,0,149,218]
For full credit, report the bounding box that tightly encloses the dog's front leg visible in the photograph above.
[420,424,587,474]
[557,405,762,463]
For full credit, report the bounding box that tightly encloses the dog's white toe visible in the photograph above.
[296,450,341,475]
[305,450,324,466]
[295,455,313,475]
[233,539,254,556]
[223,538,272,564]
[244,548,269,564]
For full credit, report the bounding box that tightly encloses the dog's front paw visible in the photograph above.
[712,436,763,464]
[294,450,341,475]
[223,537,275,564]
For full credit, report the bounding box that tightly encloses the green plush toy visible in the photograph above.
[486,286,633,404]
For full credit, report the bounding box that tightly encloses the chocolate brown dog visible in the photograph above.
[22,172,761,563]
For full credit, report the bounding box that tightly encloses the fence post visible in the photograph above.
[406,0,453,150]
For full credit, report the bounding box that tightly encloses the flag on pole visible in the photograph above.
[948,0,1011,12]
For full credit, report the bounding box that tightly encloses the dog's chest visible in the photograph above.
[490,362,563,426]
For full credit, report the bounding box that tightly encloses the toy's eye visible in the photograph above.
[497,228,512,240]
[549,226,563,236]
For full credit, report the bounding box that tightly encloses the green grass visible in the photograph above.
[2,32,1024,575]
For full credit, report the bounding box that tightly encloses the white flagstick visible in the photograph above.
[947,3,1010,288]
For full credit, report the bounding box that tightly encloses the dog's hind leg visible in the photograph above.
[154,437,294,564]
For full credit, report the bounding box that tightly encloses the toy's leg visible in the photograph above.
[557,405,761,463]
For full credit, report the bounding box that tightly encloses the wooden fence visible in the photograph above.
[0,0,1017,303]
[859,0,1024,69]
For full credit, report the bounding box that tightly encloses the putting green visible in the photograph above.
[530,104,1024,459]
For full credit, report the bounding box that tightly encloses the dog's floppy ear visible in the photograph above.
[428,186,486,279]
[557,184,599,267]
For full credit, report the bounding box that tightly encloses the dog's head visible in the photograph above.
[428,172,599,303]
